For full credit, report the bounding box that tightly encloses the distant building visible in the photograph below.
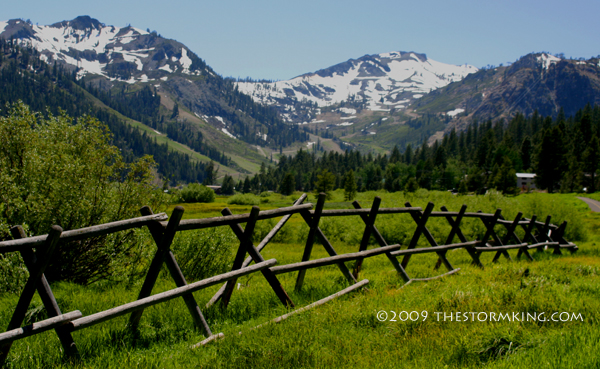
[206,185,222,194]
[516,173,536,190]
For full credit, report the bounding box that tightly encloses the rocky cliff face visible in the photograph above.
[414,53,600,129]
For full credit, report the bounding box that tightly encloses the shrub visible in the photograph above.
[0,102,165,287]
[179,183,215,203]
[171,227,237,281]
[0,253,29,294]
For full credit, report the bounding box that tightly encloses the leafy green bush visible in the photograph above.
[179,183,215,203]
[228,194,260,205]
[0,102,165,287]
[171,227,236,281]
[0,253,29,295]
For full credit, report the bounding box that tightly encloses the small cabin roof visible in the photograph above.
[516,173,536,178]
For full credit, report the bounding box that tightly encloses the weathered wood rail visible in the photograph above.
[0,193,577,364]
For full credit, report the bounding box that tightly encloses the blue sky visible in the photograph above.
[3,0,599,80]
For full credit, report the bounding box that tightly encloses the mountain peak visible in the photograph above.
[0,17,207,82]
[377,51,428,62]
[236,50,477,121]
[51,15,104,31]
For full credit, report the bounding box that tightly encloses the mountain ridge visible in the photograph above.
[236,50,478,123]
[3,15,599,164]
[0,15,313,181]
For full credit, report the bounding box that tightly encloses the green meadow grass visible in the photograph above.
[1,191,599,368]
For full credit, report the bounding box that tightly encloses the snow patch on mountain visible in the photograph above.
[537,53,561,70]
[221,128,236,139]
[0,16,202,83]
[446,108,465,117]
[338,107,356,115]
[236,51,477,120]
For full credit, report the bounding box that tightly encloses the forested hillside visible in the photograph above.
[0,39,214,184]
[0,16,310,151]
[239,106,600,196]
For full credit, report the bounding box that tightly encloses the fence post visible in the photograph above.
[352,196,381,278]
[0,226,63,366]
[296,193,326,291]
[7,226,79,360]
[221,206,261,308]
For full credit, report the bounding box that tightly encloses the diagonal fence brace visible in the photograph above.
[521,215,539,244]
[7,226,80,360]
[207,194,308,308]
[492,212,523,262]
[296,193,327,291]
[550,221,570,254]
[352,200,410,282]
[129,206,212,337]
[352,196,381,278]
[296,196,356,290]
[402,202,454,272]
[501,212,534,262]
[537,215,553,249]
[437,205,483,269]
[222,207,294,308]
[0,225,64,366]
[220,206,262,307]
[518,215,539,259]
[477,209,511,262]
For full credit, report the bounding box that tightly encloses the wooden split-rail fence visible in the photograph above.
[0,193,577,365]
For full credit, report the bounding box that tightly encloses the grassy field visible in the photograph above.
[1,191,599,368]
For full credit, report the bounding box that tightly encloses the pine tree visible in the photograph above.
[221,175,235,195]
[279,172,296,196]
[343,169,357,200]
[243,176,252,193]
[390,145,401,163]
[171,103,179,119]
[203,161,216,185]
[535,126,565,193]
[520,136,532,171]
[458,180,468,195]
[314,169,336,199]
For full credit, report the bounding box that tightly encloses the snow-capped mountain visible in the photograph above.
[0,16,206,83]
[236,51,478,122]
[0,16,308,149]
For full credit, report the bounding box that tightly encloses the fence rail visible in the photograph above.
[0,193,577,365]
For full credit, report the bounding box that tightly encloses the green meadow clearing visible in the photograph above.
[1,190,599,368]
